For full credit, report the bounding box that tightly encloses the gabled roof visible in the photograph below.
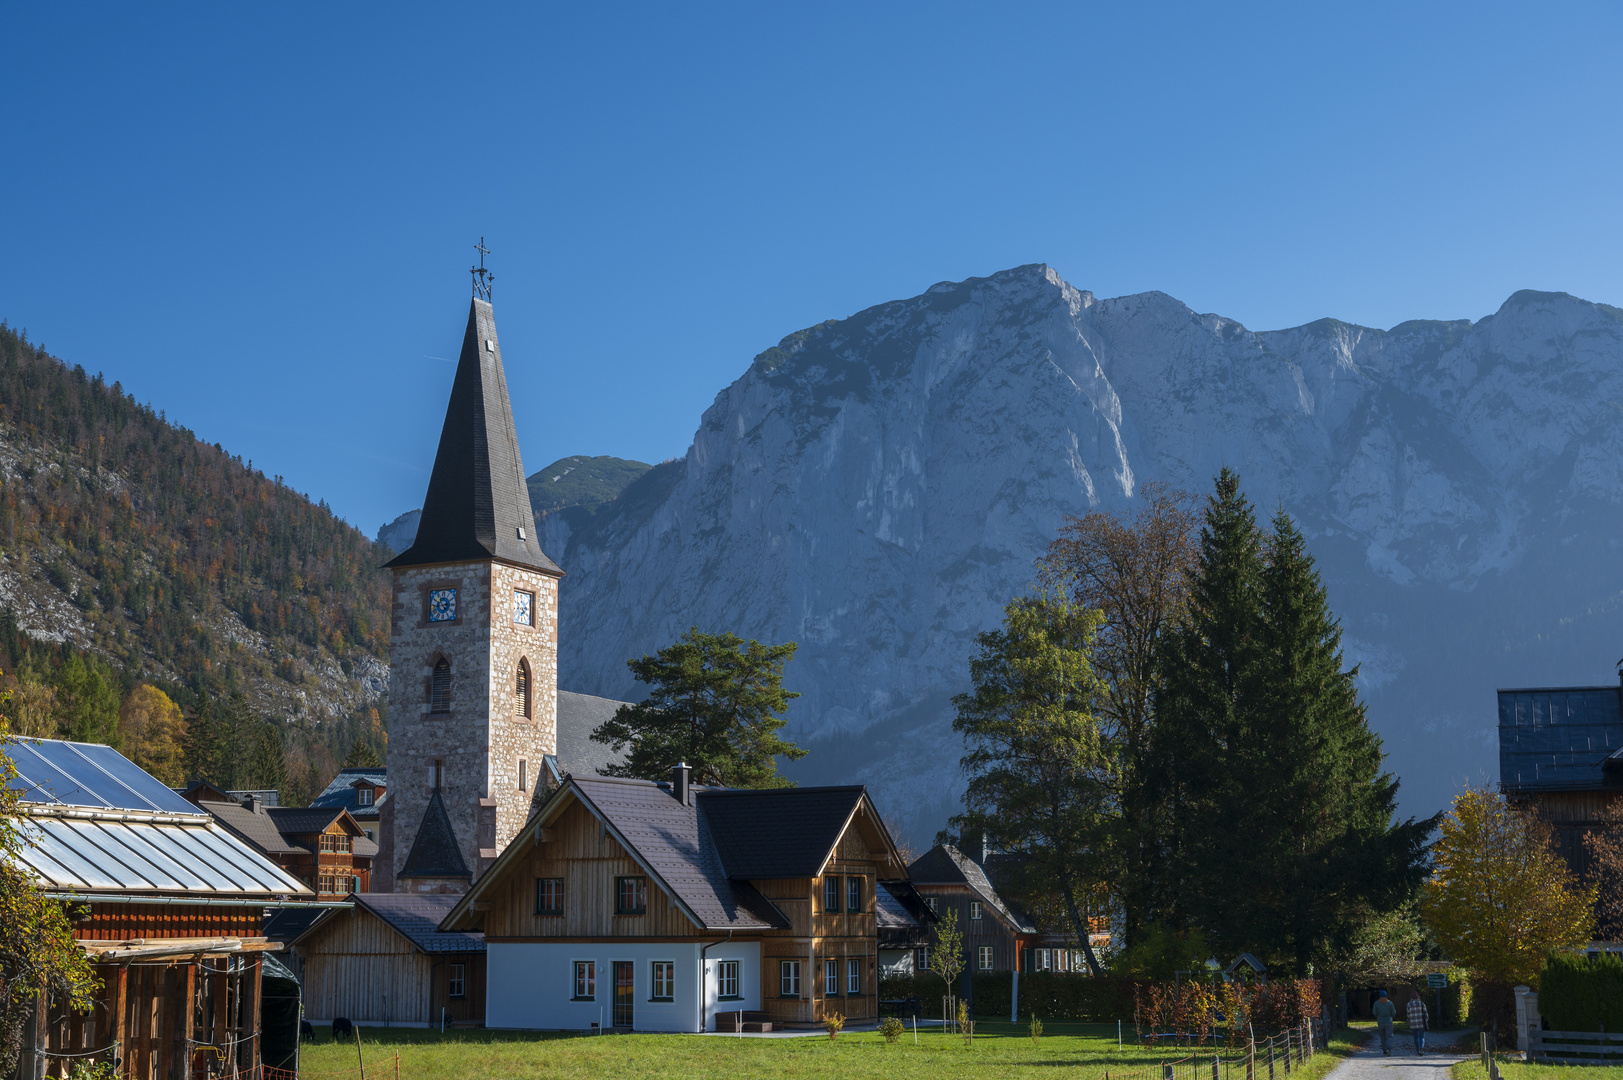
[266,806,360,837]
[399,790,471,879]
[1499,685,1623,792]
[385,298,561,575]
[442,775,906,934]
[878,880,934,930]
[354,894,484,953]
[199,799,305,854]
[701,786,867,878]
[314,768,388,801]
[908,844,1036,933]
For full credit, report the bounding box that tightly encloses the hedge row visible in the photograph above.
[1541,953,1623,1033]
[879,973,1142,1022]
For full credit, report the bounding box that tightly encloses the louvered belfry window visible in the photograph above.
[516,659,531,719]
[430,658,452,713]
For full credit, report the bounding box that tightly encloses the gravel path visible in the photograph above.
[1323,1030,1473,1080]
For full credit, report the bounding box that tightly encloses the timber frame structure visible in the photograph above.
[6,738,345,1080]
[440,765,926,1031]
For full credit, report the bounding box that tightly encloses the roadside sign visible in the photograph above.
[1427,973,1447,988]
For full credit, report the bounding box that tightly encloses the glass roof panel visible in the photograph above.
[51,741,201,815]
[5,740,111,807]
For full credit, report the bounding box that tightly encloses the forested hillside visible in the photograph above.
[0,320,392,801]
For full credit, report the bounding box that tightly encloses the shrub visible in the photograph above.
[880,1016,905,1044]
[1030,1014,1044,1044]
[1540,952,1623,1033]
[824,1011,844,1040]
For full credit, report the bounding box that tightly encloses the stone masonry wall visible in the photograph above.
[388,560,559,889]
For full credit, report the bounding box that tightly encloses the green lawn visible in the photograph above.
[296,1021,1364,1080]
[1452,1057,1623,1080]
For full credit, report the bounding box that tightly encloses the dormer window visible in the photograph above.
[357,787,374,807]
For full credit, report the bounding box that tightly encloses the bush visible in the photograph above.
[1541,952,1623,1033]
[1468,979,1519,1047]
[880,1016,905,1044]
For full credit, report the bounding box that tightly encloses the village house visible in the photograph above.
[182,783,377,900]
[909,837,1109,977]
[310,767,387,846]
[6,736,341,1080]
[1499,672,1623,947]
[437,765,916,1032]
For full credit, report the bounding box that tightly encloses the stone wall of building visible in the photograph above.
[387,560,559,889]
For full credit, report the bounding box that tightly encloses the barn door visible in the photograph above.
[612,962,634,1029]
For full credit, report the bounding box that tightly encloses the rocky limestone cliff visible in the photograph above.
[535,265,1623,844]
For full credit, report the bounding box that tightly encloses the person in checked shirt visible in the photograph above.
[1406,990,1429,1054]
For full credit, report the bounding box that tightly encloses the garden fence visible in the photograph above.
[1523,1026,1623,1064]
[1090,1021,1322,1080]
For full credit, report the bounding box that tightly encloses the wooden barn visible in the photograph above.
[5,737,339,1080]
[285,894,485,1028]
[440,765,918,1032]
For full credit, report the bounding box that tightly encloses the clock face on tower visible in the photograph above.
[429,588,457,623]
[513,590,533,626]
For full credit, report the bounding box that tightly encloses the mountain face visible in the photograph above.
[536,265,1623,845]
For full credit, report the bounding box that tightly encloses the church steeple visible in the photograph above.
[386,297,560,575]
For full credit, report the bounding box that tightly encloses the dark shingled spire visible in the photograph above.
[386,298,562,574]
[398,790,472,880]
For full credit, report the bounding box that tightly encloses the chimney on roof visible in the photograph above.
[961,829,987,865]
[243,794,263,814]
[671,762,691,806]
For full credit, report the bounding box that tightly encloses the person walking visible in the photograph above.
[1372,991,1396,1055]
[1406,990,1429,1055]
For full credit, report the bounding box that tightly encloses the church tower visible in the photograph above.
[384,269,561,893]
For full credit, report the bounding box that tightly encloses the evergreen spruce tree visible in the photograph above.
[1147,474,1432,972]
[1148,467,1265,933]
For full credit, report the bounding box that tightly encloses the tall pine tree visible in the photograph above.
[1148,472,1431,972]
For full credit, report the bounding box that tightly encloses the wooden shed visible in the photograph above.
[290,893,485,1027]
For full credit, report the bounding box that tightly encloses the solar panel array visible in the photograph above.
[1498,686,1623,790]
[6,738,202,815]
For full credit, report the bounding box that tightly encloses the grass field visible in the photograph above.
[1451,1057,1623,1080]
[296,1021,1365,1080]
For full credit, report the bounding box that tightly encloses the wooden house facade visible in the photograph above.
[286,894,485,1027]
[1499,681,1623,944]
[440,766,919,1032]
[5,738,335,1080]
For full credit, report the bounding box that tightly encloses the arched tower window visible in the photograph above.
[430,658,452,714]
[516,658,532,719]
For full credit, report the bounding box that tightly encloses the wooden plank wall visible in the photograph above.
[485,800,699,939]
[297,907,433,1024]
[75,904,261,942]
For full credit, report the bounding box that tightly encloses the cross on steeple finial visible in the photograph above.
[471,236,494,302]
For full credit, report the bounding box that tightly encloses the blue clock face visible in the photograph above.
[514,590,533,626]
[429,589,457,623]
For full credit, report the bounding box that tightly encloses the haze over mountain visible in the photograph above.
[506,264,1623,845]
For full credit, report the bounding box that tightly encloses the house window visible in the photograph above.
[847,958,862,994]
[969,900,983,920]
[823,876,840,913]
[430,658,452,713]
[514,590,534,626]
[847,876,863,912]
[515,659,532,718]
[319,833,352,853]
[979,946,994,970]
[448,963,466,998]
[573,961,595,1000]
[429,588,457,622]
[824,960,839,996]
[651,961,674,1001]
[925,897,937,913]
[317,874,336,894]
[536,878,564,915]
[780,960,801,998]
[915,946,929,971]
[717,960,740,1000]
[356,787,374,807]
[616,876,647,914]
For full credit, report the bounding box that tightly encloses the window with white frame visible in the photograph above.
[356,787,374,806]
[847,958,862,994]
[925,896,938,913]
[651,961,674,1001]
[573,961,595,999]
[825,960,839,995]
[780,960,801,997]
[717,960,740,999]
[916,946,929,971]
[969,900,983,920]
[979,946,994,970]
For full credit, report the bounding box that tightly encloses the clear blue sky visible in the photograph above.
[4,2,1621,535]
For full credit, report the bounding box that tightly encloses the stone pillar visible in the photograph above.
[1514,986,1539,1055]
